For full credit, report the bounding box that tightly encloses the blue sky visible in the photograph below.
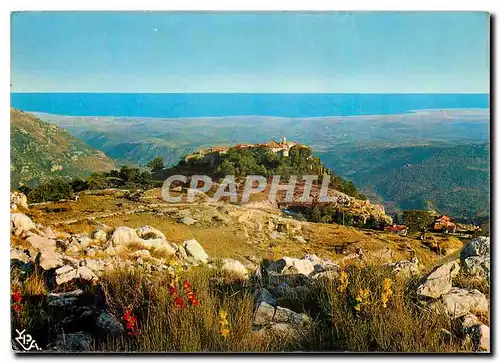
[11,12,489,93]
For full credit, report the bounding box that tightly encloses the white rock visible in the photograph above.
[179,216,197,226]
[26,234,56,252]
[10,248,30,263]
[39,250,63,270]
[92,229,108,243]
[417,260,460,299]
[110,226,141,246]
[385,257,419,276]
[439,288,489,318]
[42,227,56,239]
[269,256,315,276]
[183,239,209,263]
[11,213,36,232]
[10,191,28,209]
[136,225,166,241]
[221,259,248,279]
[274,306,311,328]
[56,265,98,285]
[253,302,276,326]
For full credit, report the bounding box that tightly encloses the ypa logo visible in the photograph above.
[14,329,42,351]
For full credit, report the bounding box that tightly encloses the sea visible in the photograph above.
[10,93,489,118]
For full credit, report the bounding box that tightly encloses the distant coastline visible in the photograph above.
[10,93,489,119]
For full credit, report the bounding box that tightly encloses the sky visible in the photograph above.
[11,12,490,93]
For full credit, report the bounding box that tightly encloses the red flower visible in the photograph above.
[174,296,185,308]
[123,308,139,337]
[183,281,192,291]
[12,289,22,303]
[189,297,200,306]
[168,284,178,296]
[13,303,22,312]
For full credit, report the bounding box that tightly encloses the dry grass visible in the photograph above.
[99,266,276,352]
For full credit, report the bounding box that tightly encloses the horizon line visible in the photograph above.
[10,91,490,95]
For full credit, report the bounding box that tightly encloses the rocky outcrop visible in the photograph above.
[11,191,28,210]
[221,259,248,279]
[110,226,141,246]
[385,257,419,276]
[461,314,490,352]
[460,236,490,281]
[435,288,489,318]
[183,239,209,263]
[417,260,460,299]
[11,213,36,233]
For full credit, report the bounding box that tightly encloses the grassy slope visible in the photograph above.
[10,109,117,188]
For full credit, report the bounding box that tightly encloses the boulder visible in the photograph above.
[385,257,419,276]
[253,288,277,306]
[221,259,248,279]
[178,216,197,226]
[26,235,56,252]
[96,312,125,336]
[439,288,489,318]
[274,306,311,328]
[176,245,188,259]
[461,314,490,351]
[182,239,209,263]
[253,302,276,326]
[417,260,460,299]
[39,250,63,270]
[92,230,108,243]
[110,226,141,247]
[303,254,339,273]
[11,248,30,264]
[10,191,28,210]
[42,227,56,239]
[460,236,490,280]
[11,213,36,232]
[55,265,98,285]
[268,256,315,276]
[136,226,166,241]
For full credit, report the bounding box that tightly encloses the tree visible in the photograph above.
[402,210,435,233]
[147,157,165,173]
[71,178,89,192]
[27,178,74,203]
[87,173,108,190]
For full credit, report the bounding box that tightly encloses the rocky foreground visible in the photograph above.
[10,192,490,352]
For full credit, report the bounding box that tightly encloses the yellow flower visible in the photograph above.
[221,328,230,338]
[337,271,350,292]
[219,309,228,320]
[354,288,371,312]
[219,308,230,338]
[380,278,393,308]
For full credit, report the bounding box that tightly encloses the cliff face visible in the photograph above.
[11,109,117,188]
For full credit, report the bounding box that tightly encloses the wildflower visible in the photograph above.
[354,288,371,312]
[219,309,230,338]
[381,278,393,308]
[12,289,22,303]
[174,296,186,308]
[337,271,350,292]
[13,304,22,312]
[183,281,192,291]
[123,308,139,337]
[167,283,178,296]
